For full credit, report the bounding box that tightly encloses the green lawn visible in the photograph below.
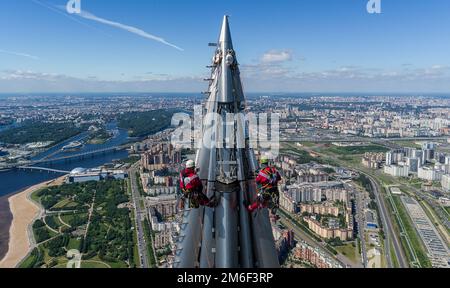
[52,199,79,210]
[389,242,400,268]
[85,256,128,268]
[327,145,389,155]
[80,261,110,268]
[296,142,316,147]
[67,238,81,251]
[19,248,43,268]
[54,260,110,269]
[52,198,71,209]
[335,243,359,264]
[31,190,42,204]
[392,140,421,149]
[45,215,63,231]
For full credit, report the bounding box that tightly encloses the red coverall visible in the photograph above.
[179,168,209,207]
[248,166,281,212]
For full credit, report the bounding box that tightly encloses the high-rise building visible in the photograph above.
[384,164,409,177]
[287,184,322,203]
[418,166,444,181]
[441,174,450,192]
[406,157,419,173]
[386,151,394,165]
[174,16,279,268]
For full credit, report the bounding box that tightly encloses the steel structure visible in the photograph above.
[174,16,279,268]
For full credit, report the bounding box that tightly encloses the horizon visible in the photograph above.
[1,91,450,96]
[1,0,450,93]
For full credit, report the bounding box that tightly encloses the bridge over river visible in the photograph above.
[2,144,129,170]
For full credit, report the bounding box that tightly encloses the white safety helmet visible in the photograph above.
[186,160,195,169]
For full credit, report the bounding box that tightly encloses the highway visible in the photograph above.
[362,172,408,268]
[129,164,149,268]
[282,136,449,144]
[353,188,368,267]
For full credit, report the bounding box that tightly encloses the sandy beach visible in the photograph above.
[0,176,66,268]
[0,196,13,260]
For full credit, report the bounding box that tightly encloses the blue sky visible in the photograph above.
[0,0,450,93]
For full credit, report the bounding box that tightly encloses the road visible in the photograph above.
[83,190,96,240]
[129,164,149,268]
[353,188,368,267]
[282,136,449,144]
[362,172,408,268]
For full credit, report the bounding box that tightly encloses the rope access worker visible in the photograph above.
[247,156,282,215]
[179,160,211,209]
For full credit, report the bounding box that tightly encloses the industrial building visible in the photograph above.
[66,167,127,183]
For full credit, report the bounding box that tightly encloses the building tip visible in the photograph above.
[219,15,233,46]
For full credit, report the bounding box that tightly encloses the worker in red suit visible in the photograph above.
[247,156,282,215]
[179,160,211,209]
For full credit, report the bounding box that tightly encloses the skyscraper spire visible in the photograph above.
[174,16,279,269]
[219,15,233,50]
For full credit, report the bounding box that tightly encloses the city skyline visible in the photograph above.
[1,0,450,93]
[1,2,450,272]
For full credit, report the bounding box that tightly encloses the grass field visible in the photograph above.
[23,180,133,269]
[67,238,81,251]
[31,190,42,204]
[54,260,110,269]
[60,213,75,224]
[392,140,422,149]
[45,215,63,231]
[81,261,110,268]
[391,195,432,268]
[52,199,79,210]
[327,145,389,155]
[335,243,359,264]
[19,248,43,268]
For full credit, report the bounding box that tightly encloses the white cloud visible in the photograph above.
[0,49,39,60]
[261,50,292,63]
[0,70,202,92]
[1,64,450,93]
[75,10,184,51]
[32,0,183,51]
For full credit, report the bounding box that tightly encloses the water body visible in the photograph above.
[0,150,128,197]
[0,122,130,197]
[0,122,131,261]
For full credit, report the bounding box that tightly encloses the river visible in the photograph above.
[0,122,133,262]
[0,122,131,197]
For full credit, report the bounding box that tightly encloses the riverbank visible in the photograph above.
[0,195,13,261]
[0,176,65,268]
